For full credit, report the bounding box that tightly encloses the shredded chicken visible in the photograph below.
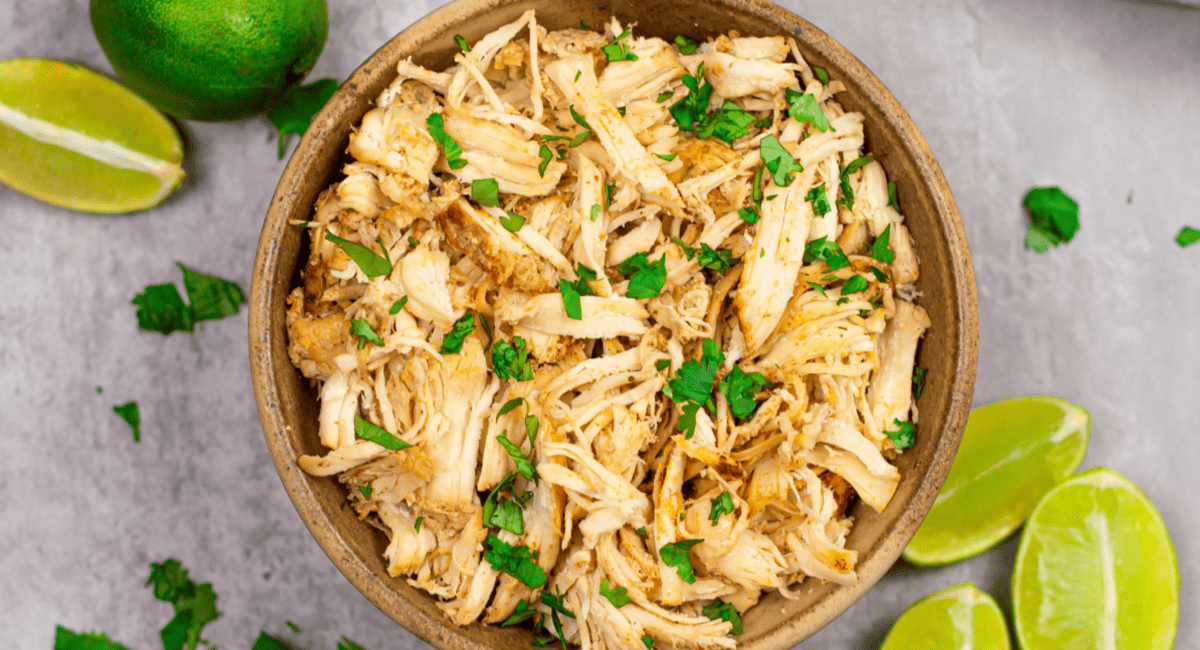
[288,15,928,649]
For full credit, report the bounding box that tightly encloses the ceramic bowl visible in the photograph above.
[249,0,979,646]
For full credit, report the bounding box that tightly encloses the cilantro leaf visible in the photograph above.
[407,236,420,248]
[1177,226,1200,248]
[697,99,756,144]
[843,154,877,177]
[500,211,525,232]
[178,264,244,323]
[619,254,667,299]
[472,178,500,207]
[558,278,583,320]
[1023,186,1079,253]
[656,90,674,103]
[492,336,533,381]
[841,275,868,295]
[455,34,471,52]
[497,397,527,420]
[414,516,423,533]
[325,232,393,279]
[574,262,599,282]
[602,27,639,62]
[871,223,895,264]
[591,203,601,221]
[669,64,712,131]
[502,600,538,627]
[496,430,539,483]
[145,559,219,650]
[805,182,832,217]
[655,359,671,372]
[484,533,547,588]
[702,600,743,635]
[659,539,704,583]
[737,206,761,224]
[525,414,540,445]
[354,413,412,450]
[426,113,468,170]
[338,638,368,650]
[486,495,525,536]
[678,402,702,440]
[867,266,889,283]
[812,65,830,85]
[439,313,476,354]
[600,578,632,608]
[541,589,576,619]
[697,245,735,274]
[808,281,828,297]
[759,135,800,187]
[887,181,901,212]
[250,632,291,650]
[642,635,654,650]
[912,367,928,400]
[351,319,384,349]
[836,154,878,210]
[268,78,339,159]
[55,626,131,650]
[358,484,373,501]
[538,145,553,177]
[886,418,916,449]
[655,152,678,161]
[803,236,850,269]
[674,34,700,54]
[132,284,193,334]
[784,89,834,133]
[570,104,592,131]
[112,401,140,442]
[664,339,724,404]
[708,491,735,526]
[717,367,773,420]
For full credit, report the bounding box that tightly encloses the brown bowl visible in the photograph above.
[249,0,978,646]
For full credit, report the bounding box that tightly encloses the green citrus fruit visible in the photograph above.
[1013,467,1179,650]
[880,583,1011,650]
[0,58,183,213]
[90,0,329,121]
[903,395,1089,566]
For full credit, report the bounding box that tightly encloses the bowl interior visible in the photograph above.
[249,0,978,647]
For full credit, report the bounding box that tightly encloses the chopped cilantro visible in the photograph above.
[351,319,384,349]
[836,154,877,210]
[702,600,743,635]
[569,104,592,131]
[737,206,761,224]
[574,70,581,82]
[656,90,674,103]
[355,413,411,450]
[497,397,527,419]
[250,632,290,650]
[286,622,300,634]
[655,152,678,161]
[1023,186,1079,253]
[886,418,916,449]
[439,313,476,354]
[602,27,639,62]
[500,211,525,232]
[841,275,868,295]
[812,65,830,85]
[808,281,828,297]
[636,526,648,537]
[558,279,583,320]
[605,183,615,210]
[784,89,834,133]
[642,635,654,650]
[408,236,420,248]
[674,34,700,54]
[325,232,392,279]
[669,63,712,131]
[696,99,756,144]
[867,266,889,283]
[569,130,592,147]
[805,182,832,217]
[575,262,598,282]
[887,181,901,212]
[526,414,540,445]
[617,253,667,299]
[268,78,339,159]
[179,264,244,323]
[754,116,772,129]
[146,559,219,650]
[759,135,800,187]
[113,401,140,442]
[497,430,539,483]
[54,626,130,650]
[538,145,553,177]
[337,638,368,650]
[591,203,601,221]
[718,367,773,420]
[655,359,671,372]
[837,296,849,305]
[672,236,735,274]
[414,516,423,533]
[472,178,500,207]
[426,113,468,170]
[492,336,533,381]
[659,539,704,583]
[1177,226,1200,248]
[871,224,895,264]
[484,484,525,536]
[708,491,735,525]
[600,579,632,608]
[502,600,538,627]
[358,484,373,501]
[389,296,408,314]
[541,588,576,619]
[484,533,547,588]
[803,237,851,269]
[133,264,246,335]
[664,339,724,438]
[912,367,928,400]
[455,34,471,52]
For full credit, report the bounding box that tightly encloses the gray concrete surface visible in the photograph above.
[2,0,1197,648]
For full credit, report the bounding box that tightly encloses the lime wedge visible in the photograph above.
[1013,467,1179,650]
[880,583,1011,650]
[0,58,184,213]
[903,395,1089,566]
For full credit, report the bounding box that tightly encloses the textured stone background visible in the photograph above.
[2,0,1197,648]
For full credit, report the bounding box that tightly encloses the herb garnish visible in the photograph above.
[439,313,476,353]
[717,367,773,420]
[358,484,373,501]
[702,600,743,635]
[672,237,736,274]
[805,182,832,217]
[502,600,538,627]
[146,559,219,650]
[472,178,500,207]
[871,223,895,264]
[538,145,553,177]
[484,533,547,588]
[483,473,527,535]
[55,627,130,650]
[1023,186,1080,253]
[389,296,408,314]
[325,232,393,279]
[491,336,533,381]
[602,27,639,61]
[558,264,597,320]
[113,401,140,442]
[784,89,834,133]
[708,491,735,525]
[836,154,877,210]
[600,578,632,608]
[675,34,700,54]
[912,367,928,400]
[133,264,246,335]
[455,35,471,52]
[812,65,830,85]
[886,418,916,449]
[497,430,539,483]
[841,275,868,295]
[499,211,525,233]
[355,413,412,450]
[1177,226,1200,248]
[617,253,667,299]
[656,90,674,103]
[803,237,850,269]
[659,539,704,583]
[425,113,468,170]
[351,319,385,349]
[663,339,723,438]
[759,135,800,187]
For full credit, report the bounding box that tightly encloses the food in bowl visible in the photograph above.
[285,11,929,648]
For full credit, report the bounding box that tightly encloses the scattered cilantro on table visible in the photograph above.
[112,401,140,442]
[54,626,130,650]
[1023,186,1079,253]
[250,632,291,650]
[1176,226,1199,248]
[132,264,245,335]
[146,559,219,650]
[268,78,339,160]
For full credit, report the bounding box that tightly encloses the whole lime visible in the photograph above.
[90,0,329,121]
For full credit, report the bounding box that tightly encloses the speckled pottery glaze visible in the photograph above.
[249,0,979,647]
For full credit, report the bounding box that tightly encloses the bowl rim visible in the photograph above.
[249,0,979,647]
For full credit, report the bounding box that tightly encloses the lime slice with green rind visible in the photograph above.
[880,583,1011,650]
[0,58,184,213]
[1013,467,1179,650]
[904,395,1089,566]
